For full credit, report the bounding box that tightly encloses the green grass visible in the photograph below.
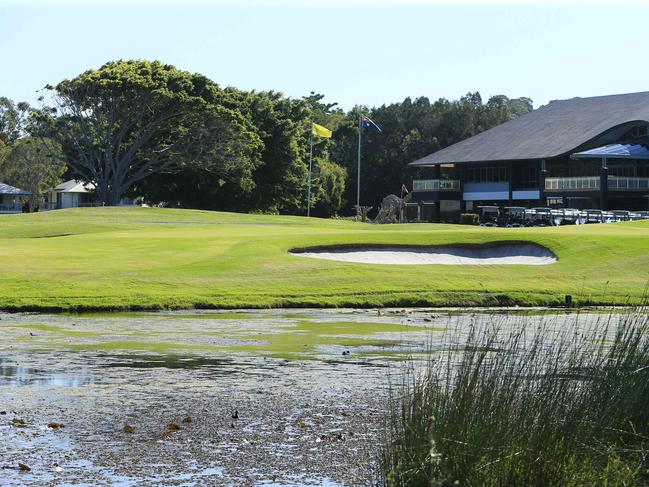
[0,206,647,311]
[380,312,649,486]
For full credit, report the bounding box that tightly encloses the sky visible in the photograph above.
[2,1,649,110]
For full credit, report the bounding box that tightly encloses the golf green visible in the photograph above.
[0,207,646,310]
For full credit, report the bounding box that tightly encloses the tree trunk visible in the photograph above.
[104,191,119,206]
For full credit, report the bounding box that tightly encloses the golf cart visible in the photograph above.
[477,206,500,227]
[503,206,527,227]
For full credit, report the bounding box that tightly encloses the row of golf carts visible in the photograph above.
[477,206,649,227]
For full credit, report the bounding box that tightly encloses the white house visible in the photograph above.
[0,182,30,213]
[44,180,97,210]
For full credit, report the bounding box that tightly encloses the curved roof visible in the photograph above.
[409,91,649,166]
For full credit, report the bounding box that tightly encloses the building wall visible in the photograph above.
[463,182,509,201]
[412,156,649,221]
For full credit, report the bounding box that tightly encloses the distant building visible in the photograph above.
[0,182,30,213]
[408,91,649,222]
[44,180,97,210]
[44,180,142,210]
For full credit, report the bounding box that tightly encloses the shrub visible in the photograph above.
[459,213,479,225]
[380,311,649,486]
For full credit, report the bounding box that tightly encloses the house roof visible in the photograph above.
[0,182,30,195]
[409,91,649,166]
[54,180,95,193]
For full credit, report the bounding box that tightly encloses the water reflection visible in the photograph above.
[100,353,237,370]
[0,357,94,387]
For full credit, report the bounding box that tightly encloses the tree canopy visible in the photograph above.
[330,93,533,212]
[0,97,30,144]
[2,59,533,216]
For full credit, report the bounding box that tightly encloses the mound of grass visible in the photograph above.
[0,207,647,310]
[380,311,649,486]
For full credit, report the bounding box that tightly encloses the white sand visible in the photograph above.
[291,244,556,265]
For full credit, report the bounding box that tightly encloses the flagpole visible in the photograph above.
[356,114,362,209]
[307,128,314,217]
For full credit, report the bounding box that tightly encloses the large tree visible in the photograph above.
[135,89,315,213]
[43,60,262,205]
[229,90,311,213]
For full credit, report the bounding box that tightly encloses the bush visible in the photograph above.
[380,311,649,486]
[459,213,479,225]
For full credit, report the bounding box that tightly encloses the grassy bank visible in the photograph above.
[0,207,647,311]
[380,312,649,486]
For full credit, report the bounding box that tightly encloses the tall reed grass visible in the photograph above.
[380,310,649,486]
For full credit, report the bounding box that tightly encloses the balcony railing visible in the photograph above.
[545,176,649,192]
[545,177,600,191]
[608,176,649,190]
[412,179,461,192]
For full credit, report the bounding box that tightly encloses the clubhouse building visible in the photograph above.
[408,91,649,221]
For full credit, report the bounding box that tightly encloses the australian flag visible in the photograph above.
[362,116,382,133]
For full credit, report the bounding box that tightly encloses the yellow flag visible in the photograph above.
[312,123,332,138]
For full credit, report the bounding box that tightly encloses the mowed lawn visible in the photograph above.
[0,207,647,310]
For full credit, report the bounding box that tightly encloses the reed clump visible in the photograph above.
[381,311,649,486]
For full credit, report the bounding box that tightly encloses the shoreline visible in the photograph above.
[0,302,637,315]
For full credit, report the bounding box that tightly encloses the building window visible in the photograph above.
[609,164,634,177]
[465,166,508,183]
[512,163,539,188]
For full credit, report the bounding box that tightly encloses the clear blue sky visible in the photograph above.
[2,2,648,110]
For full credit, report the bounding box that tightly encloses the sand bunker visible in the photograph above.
[291,243,556,265]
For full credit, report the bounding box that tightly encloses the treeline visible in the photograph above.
[0,60,533,216]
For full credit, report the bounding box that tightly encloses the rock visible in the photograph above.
[342,350,351,356]
[231,410,239,420]
[10,418,26,427]
[166,423,180,431]
[47,422,63,429]
[319,432,344,442]
[123,424,135,433]
[182,416,192,423]
[18,463,31,472]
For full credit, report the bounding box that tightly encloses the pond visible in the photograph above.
[0,308,627,486]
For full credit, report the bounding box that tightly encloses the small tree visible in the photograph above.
[312,158,346,216]
[0,137,66,209]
